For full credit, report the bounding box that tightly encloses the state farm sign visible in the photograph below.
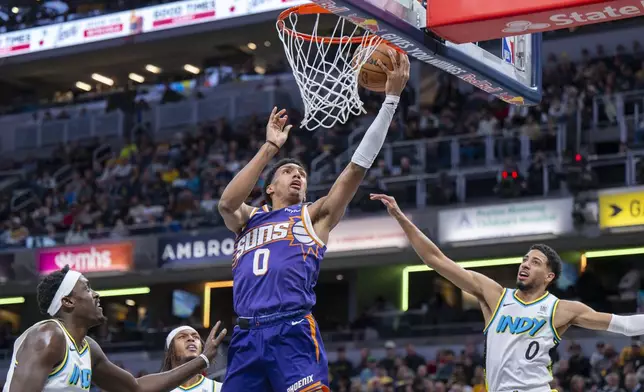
[428,0,644,43]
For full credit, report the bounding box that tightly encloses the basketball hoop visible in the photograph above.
[276,4,384,130]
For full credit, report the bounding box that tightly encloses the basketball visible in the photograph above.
[357,43,396,92]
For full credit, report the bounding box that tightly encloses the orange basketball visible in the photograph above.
[357,43,396,92]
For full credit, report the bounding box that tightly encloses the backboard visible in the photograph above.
[311,0,542,105]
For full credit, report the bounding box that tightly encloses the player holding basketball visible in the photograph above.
[3,265,227,392]
[161,326,223,392]
[218,50,409,392]
[373,193,644,392]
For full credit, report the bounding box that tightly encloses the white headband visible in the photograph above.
[166,326,199,349]
[47,270,82,316]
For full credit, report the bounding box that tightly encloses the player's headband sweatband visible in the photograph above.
[47,270,82,316]
[166,326,199,349]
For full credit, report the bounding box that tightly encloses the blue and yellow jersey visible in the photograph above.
[484,289,560,392]
[4,319,92,392]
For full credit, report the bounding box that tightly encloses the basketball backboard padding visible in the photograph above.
[427,0,644,43]
[310,0,542,105]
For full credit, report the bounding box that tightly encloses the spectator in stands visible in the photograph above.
[569,374,586,392]
[620,338,644,368]
[625,372,643,392]
[331,347,354,382]
[404,344,426,374]
[569,342,592,378]
[65,222,89,244]
[602,372,625,392]
[380,341,398,376]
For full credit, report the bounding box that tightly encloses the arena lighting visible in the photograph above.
[11,7,19,14]
[145,64,162,74]
[0,297,25,306]
[584,247,644,258]
[128,73,145,83]
[96,287,150,298]
[203,280,233,328]
[183,64,200,75]
[247,42,257,50]
[75,81,91,91]
[401,257,521,311]
[91,73,114,86]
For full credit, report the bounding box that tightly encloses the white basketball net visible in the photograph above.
[277,9,383,130]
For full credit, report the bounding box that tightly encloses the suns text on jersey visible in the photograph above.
[233,222,292,262]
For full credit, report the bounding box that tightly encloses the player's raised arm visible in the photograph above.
[309,51,409,240]
[218,108,292,233]
[90,321,227,392]
[371,194,503,305]
[555,300,644,336]
[7,323,68,392]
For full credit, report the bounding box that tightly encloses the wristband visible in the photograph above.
[266,141,280,151]
[199,353,210,368]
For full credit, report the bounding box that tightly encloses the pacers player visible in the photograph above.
[161,326,222,392]
[3,266,227,392]
[372,193,644,392]
[218,51,409,392]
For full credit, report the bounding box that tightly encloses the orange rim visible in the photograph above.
[277,4,377,45]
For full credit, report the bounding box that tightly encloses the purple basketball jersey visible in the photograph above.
[232,203,326,317]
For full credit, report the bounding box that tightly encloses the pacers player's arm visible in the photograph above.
[555,300,644,336]
[372,194,503,308]
[89,337,209,392]
[90,322,227,392]
[309,52,410,240]
[8,323,68,392]
[218,107,292,233]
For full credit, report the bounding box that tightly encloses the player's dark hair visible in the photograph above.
[530,244,562,287]
[262,158,306,205]
[37,265,71,315]
[160,334,206,372]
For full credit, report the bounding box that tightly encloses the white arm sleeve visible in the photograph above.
[351,95,400,169]
[607,314,644,336]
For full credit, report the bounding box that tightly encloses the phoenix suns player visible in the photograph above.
[218,52,410,391]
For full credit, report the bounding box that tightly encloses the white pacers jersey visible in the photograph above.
[171,375,222,392]
[3,319,92,392]
[484,288,561,392]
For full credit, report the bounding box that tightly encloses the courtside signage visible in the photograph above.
[599,188,644,229]
[327,215,409,253]
[438,198,574,243]
[37,242,134,275]
[0,0,309,59]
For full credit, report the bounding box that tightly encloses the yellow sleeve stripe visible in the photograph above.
[48,347,69,377]
[483,288,507,334]
[550,299,562,342]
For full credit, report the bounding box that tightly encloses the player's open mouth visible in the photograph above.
[290,181,301,190]
[187,344,198,352]
[518,271,529,280]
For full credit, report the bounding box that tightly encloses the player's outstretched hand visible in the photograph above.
[266,107,293,149]
[202,321,228,363]
[370,193,404,218]
[377,49,410,97]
